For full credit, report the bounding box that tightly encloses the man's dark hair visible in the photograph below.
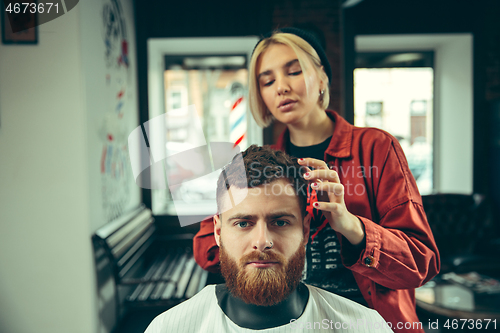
[216,145,308,217]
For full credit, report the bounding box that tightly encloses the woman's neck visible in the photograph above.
[288,109,335,147]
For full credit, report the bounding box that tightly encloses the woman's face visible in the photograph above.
[256,43,324,126]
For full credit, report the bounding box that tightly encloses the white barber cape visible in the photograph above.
[144,284,393,332]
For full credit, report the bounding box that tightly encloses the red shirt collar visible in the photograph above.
[274,110,353,159]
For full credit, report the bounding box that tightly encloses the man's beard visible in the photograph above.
[219,241,305,306]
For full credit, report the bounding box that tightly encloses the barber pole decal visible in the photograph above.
[230,96,247,149]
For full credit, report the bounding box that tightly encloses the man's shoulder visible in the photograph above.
[305,285,393,332]
[144,285,217,333]
[306,284,367,309]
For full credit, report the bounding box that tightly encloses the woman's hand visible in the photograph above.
[298,158,365,246]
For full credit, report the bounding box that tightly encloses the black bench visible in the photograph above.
[92,205,208,331]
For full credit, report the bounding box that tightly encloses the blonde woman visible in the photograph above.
[194,28,439,333]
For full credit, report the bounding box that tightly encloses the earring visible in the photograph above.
[319,89,325,101]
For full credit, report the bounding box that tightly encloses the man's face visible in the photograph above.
[214,179,310,306]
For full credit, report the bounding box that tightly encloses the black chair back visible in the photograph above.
[421,193,490,261]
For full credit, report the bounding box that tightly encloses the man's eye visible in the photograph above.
[274,220,289,227]
[236,221,249,228]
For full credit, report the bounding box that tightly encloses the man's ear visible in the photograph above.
[214,214,222,247]
[302,213,311,245]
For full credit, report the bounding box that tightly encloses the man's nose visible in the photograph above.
[252,222,273,252]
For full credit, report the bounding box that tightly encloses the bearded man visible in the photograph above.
[145,145,393,333]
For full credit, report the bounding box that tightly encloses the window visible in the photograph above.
[158,58,249,215]
[147,38,260,219]
[354,52,434,194]
[355,34,473,194]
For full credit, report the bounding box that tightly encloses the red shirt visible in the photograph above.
[193,110,440,332]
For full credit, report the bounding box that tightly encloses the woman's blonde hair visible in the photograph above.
[248,32,330,128]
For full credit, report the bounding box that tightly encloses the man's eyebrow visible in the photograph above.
[257,59,299,80]
[226,212,297,222]
[268,212,297,220]
[227,214,255,222]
